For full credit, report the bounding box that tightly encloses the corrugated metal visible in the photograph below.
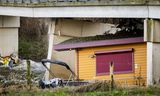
[78,43,147,85]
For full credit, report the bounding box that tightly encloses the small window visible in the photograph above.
[95,49,134,75]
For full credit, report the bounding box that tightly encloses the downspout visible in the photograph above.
[76,49,79,80]
[44,19,56,81]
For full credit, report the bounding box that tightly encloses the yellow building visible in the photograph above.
[54,36,146,86]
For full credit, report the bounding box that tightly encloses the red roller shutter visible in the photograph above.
[95,49,134,75]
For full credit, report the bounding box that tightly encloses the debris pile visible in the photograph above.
[0,60,46,85]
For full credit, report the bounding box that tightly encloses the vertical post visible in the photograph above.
[138,66,142,86]
[110,61,114,91]
[147,42,153,85]
[144,19,160,85]
[144,19,154,85]
[75,49,79,80]
[27,60,31,90]
[45,19,56,81]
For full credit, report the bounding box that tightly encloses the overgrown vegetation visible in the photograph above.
[2,86,160,96]
[19,18,48,61]
[1,81,160,96]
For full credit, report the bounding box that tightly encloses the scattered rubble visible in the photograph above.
[0,60,46,85]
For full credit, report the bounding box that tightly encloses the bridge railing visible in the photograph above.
[0,0,160,6]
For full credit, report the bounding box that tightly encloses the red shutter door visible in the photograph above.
[96,50,133,75]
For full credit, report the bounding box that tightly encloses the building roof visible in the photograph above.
[0,0,159,7]
[54,35,144,51]
[60,34,143,45]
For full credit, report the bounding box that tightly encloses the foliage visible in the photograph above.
[1,85,160,96]
[19,40,47,61]
[19,18,48,61]
[2,87,160,96]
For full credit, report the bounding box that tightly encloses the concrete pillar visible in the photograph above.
[0,16,20,56]
[144,19,160,85]
[45,19,56,80]
[146,42,153,85]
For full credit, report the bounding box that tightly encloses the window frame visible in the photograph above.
[95,48,134,76]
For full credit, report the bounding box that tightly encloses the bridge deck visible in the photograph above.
[0,0,160,18]
[0,0,160,7]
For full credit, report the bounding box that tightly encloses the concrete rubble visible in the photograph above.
[0,60,46,84]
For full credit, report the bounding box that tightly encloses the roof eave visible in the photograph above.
[54,37,144,51]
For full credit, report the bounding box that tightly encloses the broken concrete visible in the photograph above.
[0,60,46,84]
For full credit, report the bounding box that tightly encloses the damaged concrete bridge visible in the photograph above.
[0,0,160,86]
[0,0,160,18]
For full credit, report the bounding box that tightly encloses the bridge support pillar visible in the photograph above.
[44,19,56,81]
[144,19,160,85]
[0,16,20,56]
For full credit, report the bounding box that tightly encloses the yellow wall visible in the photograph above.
[78,43,147,86]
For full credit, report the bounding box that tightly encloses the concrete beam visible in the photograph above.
[0,6,158,18]
[34,6,148,18]
[144,19,160,42]
[149,6,160,19]
[0,7,33,17]
[0,16,20,27]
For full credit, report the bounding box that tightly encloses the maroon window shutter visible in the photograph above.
[96,49,133,75]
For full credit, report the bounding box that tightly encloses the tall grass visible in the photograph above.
[1,82,160,96]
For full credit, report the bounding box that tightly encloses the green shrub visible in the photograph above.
[19,40,48,61]
[19,18,48,61]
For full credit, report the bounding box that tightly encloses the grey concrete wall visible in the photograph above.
[51,35,75,79]
[144,19,160,42]
[55,19,117,37]
[55,19,83,37]
[152,43,160,84]
[0,16,19,56]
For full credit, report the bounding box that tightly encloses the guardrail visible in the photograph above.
[0,0,160,7]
